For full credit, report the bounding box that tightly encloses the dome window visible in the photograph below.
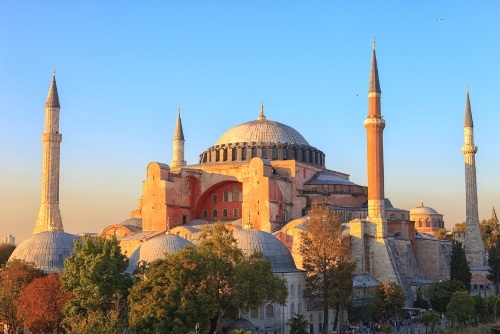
[212,194,218,204]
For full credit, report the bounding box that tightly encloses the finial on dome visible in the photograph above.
[244,212,253,229]
[166,217,171,235]
[372,37,376,50]
[420,200,424,206]
[258,102,266,121]
[52,68,56,77]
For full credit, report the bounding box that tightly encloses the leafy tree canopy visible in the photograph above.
[452,222,466,234]
[128,222,287,334]
[300,203,356,333]
[16,273,73,334]
[61,236,132,331]
[446,290,475,325]
[288,313,309,334]
[450,240,472,291]
[0,243,16,266]
[434,228,452,241]
[0,260,45,334]
[480,218,500,250]
[428,279,466,313]
[374,281,405,317]
[419,310,440,333]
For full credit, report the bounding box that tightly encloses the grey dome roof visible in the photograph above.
[233,229,297,272]
[215,118,309,147]
[126,233,193,273]
[120,218,142,228]
[9,231,76,273]
[227,318,258,334]
[410,202,440,215]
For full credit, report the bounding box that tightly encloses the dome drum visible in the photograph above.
[199,142,325,167]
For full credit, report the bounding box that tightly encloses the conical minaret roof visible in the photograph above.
[45,70,60,108]
[369,39,381,94]
[464,87,473,127]
[173,108,184,140]
[491,207,498,222]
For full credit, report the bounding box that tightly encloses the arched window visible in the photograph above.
[232,185,239,201]
[426,218,430,227]
[222,209,228,218]
[252,146,257,158]
[202,210,208,218]
[419,219,423,228]
[432,218,436,227]
[232,148,237,161]
[250,308,258,319]
[309,315,314,334]
[241,147,247,160]
[390,214,395,219]
[298,284,302,298]
[290,284,295,297]
[223,191,229,202]
[272,147,278,159]
[286,229,293,242]
[233,208,239,218]
[265,304,274,318]
[298,301,303,314]
[212,209,218,218]
[262,147,268,159]
[215,150,220,162]
[290,303,295,317]
[223,149,228,161]
[401,214,405,219]
[212,194,217,204]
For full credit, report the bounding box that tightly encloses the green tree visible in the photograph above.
[374,281,405,317]
[434,228,453,241]
[0,243,16,266]
[428,279,466,313]
[61,237,132,332]
[472,294,486,323]
[288,313,309,334]
[485,295,500,322]
[300,203,356,333]
[446,290,475,326]
[480,218,500,250]
[450,240,472,291]
[419,310,440,334]
[452,222,466,234]
[128,223,287,334]
[16,273,73,334]
[488,240,500,295]
[0,260,45,334]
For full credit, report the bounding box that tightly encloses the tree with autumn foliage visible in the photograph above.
[374,281,405,317]
[128,222,287,334]
[16,273,73,333]
[0,259,45,334]
[0,243,16,266]
[481,218,500,250]
[300,203,356,334]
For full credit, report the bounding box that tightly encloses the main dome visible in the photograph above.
[199,106,325,167]
[215,118,309,146]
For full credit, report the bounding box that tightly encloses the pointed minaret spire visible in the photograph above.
[33,71,64,234]
[364,40,386,237]
[171,107,186,168]
[461,87,485,267]
[491,207,498,222]
[257,101,266,121]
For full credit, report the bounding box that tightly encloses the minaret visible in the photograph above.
[33,71,64,234]
[491,207,498,223]
[461,87,485,267]
[171,107,186,168]
[364,39,386,237]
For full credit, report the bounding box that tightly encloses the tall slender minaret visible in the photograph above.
[491,207,498,223]
[171,107,186,168]
[33,71,64,234]
[461,87,485,267]
[364,39,386,238]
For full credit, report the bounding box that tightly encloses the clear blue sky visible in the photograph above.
[1,2,499,242]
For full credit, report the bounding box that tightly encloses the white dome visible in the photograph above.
[9,231,76,273]
[410,202,440,215]
[233,229,297,272]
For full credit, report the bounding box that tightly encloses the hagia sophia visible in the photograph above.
[8,44,493,333]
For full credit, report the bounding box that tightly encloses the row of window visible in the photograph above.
[418,218,444,228]
[389,213,407,220]
[202,208,239,219]
[212,185,240,204]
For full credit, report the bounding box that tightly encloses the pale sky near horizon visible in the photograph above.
[1,2,499,243]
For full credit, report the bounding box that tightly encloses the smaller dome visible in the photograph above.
[120,218,142,229]
[227,318,258,334]
[127,233,193,273]
[410,201,439,215]
[233,229,297,272]
[9,231,77,273]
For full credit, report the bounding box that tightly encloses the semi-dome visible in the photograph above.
[120,217,143,229]
[126,233,193,272]
[199,106,325,167]
[227,318,258,334]
[9,231,77,273]
[233,229,297,272]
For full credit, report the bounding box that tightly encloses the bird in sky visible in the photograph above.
[436,18,445,21]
